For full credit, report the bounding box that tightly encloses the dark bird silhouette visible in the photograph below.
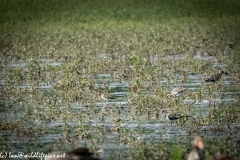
[162,109,192,120]
[161,110,192,123]
[204,70,228,82]
[45,147,101,160]
[166,113,192,120]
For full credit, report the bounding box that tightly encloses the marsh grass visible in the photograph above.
[1,0,240,159]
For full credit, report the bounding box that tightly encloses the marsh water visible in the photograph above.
[1,53,240,159]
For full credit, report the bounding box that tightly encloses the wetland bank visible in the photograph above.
[0,0,240,159]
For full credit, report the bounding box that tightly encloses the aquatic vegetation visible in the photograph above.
[0,0,240,159]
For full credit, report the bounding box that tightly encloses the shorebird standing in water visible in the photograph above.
[204,70,228,82]
[161,110,192,125]
[165,113,192,121]
[170,87,188,96]
[101,93,115,101]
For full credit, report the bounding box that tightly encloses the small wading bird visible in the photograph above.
[101,93,115,101]
[204,70,228,82]
[170,87,188,96]
[187,136,240,160]
[161,110,192,125]
[45,147,101,160]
